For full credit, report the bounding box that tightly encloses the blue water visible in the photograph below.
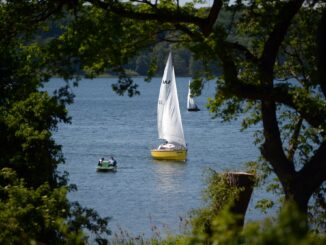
[49,77,261,238]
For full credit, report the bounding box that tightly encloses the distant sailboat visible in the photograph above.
[151,52,187,161]
[187,80,200,111]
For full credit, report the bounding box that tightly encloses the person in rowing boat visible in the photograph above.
[109,156,117,166]
[98,157,104,166]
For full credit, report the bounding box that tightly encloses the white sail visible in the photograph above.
[157,52,186,147]
[187,80,199,110]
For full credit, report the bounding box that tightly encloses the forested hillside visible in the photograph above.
[124,42,222,76]
[39,9,231,77]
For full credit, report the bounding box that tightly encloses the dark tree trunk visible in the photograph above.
[286,191,309,214]
[224,172,256,227]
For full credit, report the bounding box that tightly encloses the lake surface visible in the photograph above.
[49,77,261,239]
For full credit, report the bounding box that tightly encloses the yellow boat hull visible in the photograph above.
[151,149,187,161]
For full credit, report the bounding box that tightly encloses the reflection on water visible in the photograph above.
[153,161,187,194]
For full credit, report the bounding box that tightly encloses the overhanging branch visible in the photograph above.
[260,0,305,80]
[85,0,225,36]
[222,81,326,128]
[86,0,207,29]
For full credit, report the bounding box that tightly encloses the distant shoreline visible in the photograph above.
[51,74,193,79]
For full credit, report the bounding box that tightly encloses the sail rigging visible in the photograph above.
[157,52,186,147]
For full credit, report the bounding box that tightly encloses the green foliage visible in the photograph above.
[309,184,326,233]
[186,175,325,245]
[0,40,71,188]
[0,2,111,243]
[136,206,326,245]
[255,198,275,214]
[190,170,244,237]
[48,3,161,95]
[0,168,111,244]
[207,77,244,122]
[241,203,325,245]
[190,208,243,245]
[0,168,85,244]
[189,78,203,97]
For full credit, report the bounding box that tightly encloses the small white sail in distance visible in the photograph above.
[187,80,199,111]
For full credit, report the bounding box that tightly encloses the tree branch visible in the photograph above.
[86,0,207,30]
[224,81,326,128]
[201,0,223,36]
[260,0,305,82]
[298,141,326,200]
[317,7,326,97]
[216,41,298,182]
[287,117,303,162]
[85,0,225,37]
[32,3,66,23]
[226,41,259,64]
[261,100,296,184]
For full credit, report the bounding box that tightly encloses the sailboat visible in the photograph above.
[187,80,200,111]
[151,52,187,161]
